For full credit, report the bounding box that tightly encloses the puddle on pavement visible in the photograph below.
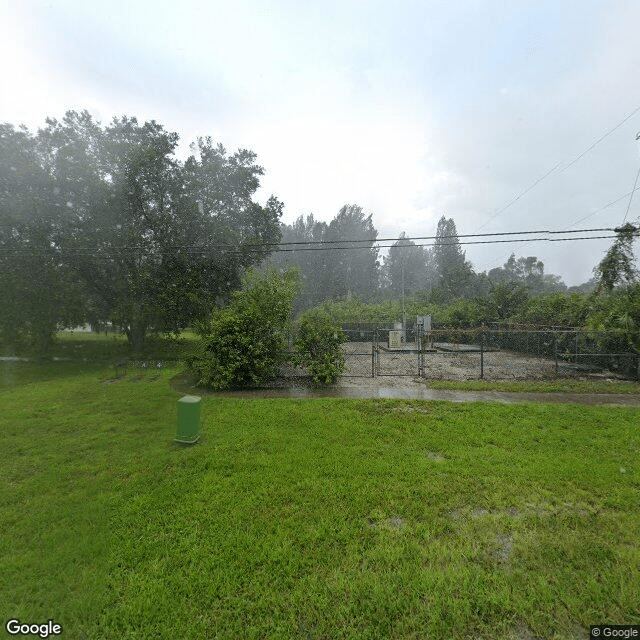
[168,373,640,405]
[0,356,83,362]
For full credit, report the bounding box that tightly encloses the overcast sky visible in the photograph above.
[2,0,640,285]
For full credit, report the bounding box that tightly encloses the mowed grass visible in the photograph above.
[0,331,198,389]
[428,378,640,394]
[2,329,199,361]
[1,360,639,639]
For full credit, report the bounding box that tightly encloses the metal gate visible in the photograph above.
[341,329,375,377]
[374,325,423,377]
[341,325,423,377]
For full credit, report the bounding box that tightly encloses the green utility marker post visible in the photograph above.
[175,395,201,444]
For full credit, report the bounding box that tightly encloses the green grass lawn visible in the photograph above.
[1,359,639,639]
[2,329,199,361]
[428,379,640,394]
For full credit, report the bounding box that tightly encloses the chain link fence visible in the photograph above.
[341,328,376,377]
[339,322,639,381]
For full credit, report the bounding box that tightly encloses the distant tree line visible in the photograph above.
[1,110,636,357]
[289,221,640,361]
[270,209,585,315]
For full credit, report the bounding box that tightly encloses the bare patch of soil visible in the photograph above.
[367,516,406,530]
[341,341,622,383]
[495,534,514,565]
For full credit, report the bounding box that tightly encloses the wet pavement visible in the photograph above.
[196,386,640,406]
[0,356,73,362]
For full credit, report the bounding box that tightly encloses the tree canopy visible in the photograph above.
[270,213,330,313]
[323,204,379,299]
[594,223,639,291]
[0,111,282,350]
[382,233,435,296]
[271,205,379,312]
[432,216,475,300]
[486,253,566,294]
[3,110,597,352]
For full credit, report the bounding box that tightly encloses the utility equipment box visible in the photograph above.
[176,395,201,444]
[393,321,406,341]
[416,315,432,332]
[388,330,403,349]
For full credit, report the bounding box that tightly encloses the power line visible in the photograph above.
[478,185,640,272]
[0,225,618,252]
[263,226,613,247]
[272,234,618,253]
[560,107,640,174]
[567,185,640,228]
[622,165,640,223]
[278,234,618,252]
[474,103,640,232]
[0,232,622,257]
[473,162,563,233]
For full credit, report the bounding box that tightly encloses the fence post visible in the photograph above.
[371,342,375,378]
[373,329,378,378]
[554,333,558,375]
[417,322,422,377]
[480,330,484,379]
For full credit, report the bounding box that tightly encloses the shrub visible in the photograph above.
[186,267,301,390]
[517,292,589,327]
[294,313,346,384]
[479,282,529,323]
[586,283,640,355]
[438,298,483,327]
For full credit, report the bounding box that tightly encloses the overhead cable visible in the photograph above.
[568,185,640,228]
[0,233,622,257]
[0,226,619,252]
[622,165,640,223]
[474,103,640,232]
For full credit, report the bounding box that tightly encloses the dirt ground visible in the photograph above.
[170,342,630,396]
[334,341,626,392]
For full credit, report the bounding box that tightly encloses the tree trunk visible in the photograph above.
[126,321,147,352]
[36,326,55,359]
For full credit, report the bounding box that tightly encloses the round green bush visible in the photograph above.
[294,314,346,384]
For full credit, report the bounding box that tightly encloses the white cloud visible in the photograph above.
[2,0,640,286]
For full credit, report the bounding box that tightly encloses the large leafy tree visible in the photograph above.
[272,205,380,309]
[588,223,640,368]
[594,223,639,291]
[323,204,379,300]
[0,122,86,352]
[432,215,475,299]
[382,232,434,296]
[269,213,330,313]
[487,253,566,294]
[0,111,282,351]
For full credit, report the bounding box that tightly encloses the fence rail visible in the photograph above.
[339,323,639,381]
